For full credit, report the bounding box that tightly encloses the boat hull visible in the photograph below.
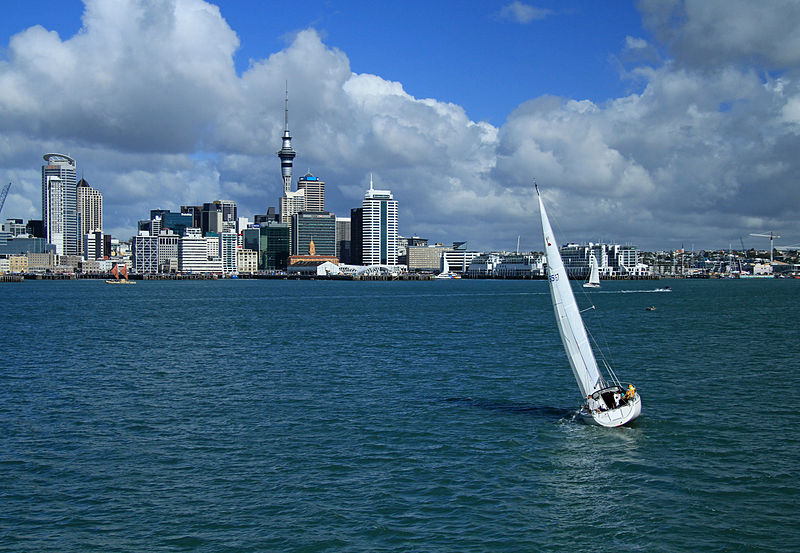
[582,283,600,288]
[581,393,642,427]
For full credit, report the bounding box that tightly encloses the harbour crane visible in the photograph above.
[749,232,780,265]
[0,182,10,218]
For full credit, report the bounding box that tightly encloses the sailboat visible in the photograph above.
[536,184,641,427]
[435,253,460,279]
[105,263,135,284]
[583,254,600,288]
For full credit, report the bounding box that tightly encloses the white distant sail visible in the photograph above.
[583,254,600,288]
[536,184,641,426]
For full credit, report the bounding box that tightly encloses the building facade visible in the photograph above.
[297,173,325,212]
[132,232,159,274]
[42,153,78,255]
[361,177,398,266]
[292,211,336,256]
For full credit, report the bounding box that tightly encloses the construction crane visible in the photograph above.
[0,182,10,217]
[749,232,780,265]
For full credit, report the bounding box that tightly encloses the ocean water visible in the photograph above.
[1,278,798,552]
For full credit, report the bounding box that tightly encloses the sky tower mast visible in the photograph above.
[277,84,296,196]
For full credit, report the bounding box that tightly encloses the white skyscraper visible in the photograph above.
[362,176,398,266]
[77,177,103,258]
[42,153,78,255]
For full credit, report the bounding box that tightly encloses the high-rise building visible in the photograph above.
[243,222,290,271]
[201,200,237,235]
[361,176,398,266]
[77,177,103,237]
[180,205,202,228]
[41,153,78,255]
[292,211,336,256]
[297,173,325,212]
[335,216,351,264]
[350,208,363,265]
[219,231,238,274]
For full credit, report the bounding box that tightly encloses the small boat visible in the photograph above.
[536,184,641,427]
[583,253,601,288]
[435,254,461,279]
[654,286,671,292]
[105,264,135,284]
[645,305,656,311]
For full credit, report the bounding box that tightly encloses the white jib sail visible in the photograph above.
[537,189,606,399]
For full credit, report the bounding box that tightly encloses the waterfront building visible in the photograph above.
[335,216,351,264]
[179,228,222,273]
[158,230,180,272]
[8,255,28,273]
[297,173,325,212]
[132,231,159,274]
[288,238,339,267]
[407,244,452,272]
[237,248,258,274]
[219,231,238,274]
[27,252,56,272]
[560,242,650,277]
[361,176,398,266]
[292,211,336,256]
[286,260,340,276]
[42,153,78,255]
[350,208,363,265]
[443,246,481,275]
[76,178,103,257]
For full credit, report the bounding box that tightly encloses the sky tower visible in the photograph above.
[277,85,296,195]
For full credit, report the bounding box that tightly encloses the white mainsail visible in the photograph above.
[586,254,600,287]
[537,188,605,399]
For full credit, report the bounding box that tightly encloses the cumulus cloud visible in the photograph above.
[497,2,552,24]
[639,0,800,70]
[1,0,799,250]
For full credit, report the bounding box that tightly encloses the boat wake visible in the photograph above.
[443,397,574,420]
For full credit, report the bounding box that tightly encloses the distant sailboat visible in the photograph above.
[435,253,460,279]
[583,254,600,288]
[536,184,641,427]
[105,263,135,284]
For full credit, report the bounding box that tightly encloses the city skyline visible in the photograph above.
[2,1,800,252]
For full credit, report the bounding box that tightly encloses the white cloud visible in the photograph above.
[497,2,552,25]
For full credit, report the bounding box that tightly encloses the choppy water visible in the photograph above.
[1,278,798,552]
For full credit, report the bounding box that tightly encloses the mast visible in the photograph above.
[277,82,296,196]
[536,184,605,398]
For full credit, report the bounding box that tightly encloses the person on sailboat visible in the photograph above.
[589,394,606,412]
[625,385,636,401]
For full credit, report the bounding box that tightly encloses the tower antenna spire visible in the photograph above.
[284,81,289,132]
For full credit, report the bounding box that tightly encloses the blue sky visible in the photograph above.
[2,0,799,251]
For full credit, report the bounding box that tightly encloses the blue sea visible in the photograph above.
[1,278,798,552]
